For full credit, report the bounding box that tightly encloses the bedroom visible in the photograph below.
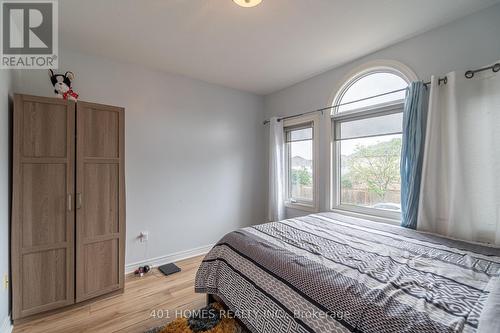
[1,0,500,332]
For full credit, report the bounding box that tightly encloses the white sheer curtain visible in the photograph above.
[418,66,500,244]
[268,117,285,222]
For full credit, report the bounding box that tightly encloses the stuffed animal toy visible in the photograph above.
[48,69,79,101]
[134,265,151,277]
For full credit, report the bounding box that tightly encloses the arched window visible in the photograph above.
[335,71,408,113]
[331,62,415,221]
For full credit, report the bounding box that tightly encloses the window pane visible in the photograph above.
[340,134,401,212]
[289,137,313,202]
[336,112,403,141]
[337,72,407,113]
[286,127,312,142]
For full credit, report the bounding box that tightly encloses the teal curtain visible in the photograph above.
[401,81,427,229]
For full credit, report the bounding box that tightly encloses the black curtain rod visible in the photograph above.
[465,62,500,79]
[262,78,440,125]
[263,63,499,125]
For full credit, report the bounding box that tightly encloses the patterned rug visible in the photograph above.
[145,303,246,333]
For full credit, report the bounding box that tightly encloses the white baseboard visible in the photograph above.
[0,246,214,332]
[1,316,12,333]
[125,244,214,274]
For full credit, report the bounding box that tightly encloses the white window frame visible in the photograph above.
[284,113,320,212]
[329,61,417,223]
[331,102,404,221]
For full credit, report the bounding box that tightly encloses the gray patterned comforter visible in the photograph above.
[195,213,500,333]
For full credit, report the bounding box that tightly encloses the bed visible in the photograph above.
[195,212,500,333]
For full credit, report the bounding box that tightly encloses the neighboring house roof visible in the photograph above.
[292,156,312,168]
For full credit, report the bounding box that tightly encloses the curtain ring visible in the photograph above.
[493,63,500,73]
[465,71,474,79]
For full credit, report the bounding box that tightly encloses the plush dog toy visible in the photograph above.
[48,69,79,101]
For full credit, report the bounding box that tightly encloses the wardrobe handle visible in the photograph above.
[76,193,82,210]
[68,194,72,211]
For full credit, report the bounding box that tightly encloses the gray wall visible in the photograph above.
[12,49,267,267]
[1,70,13,329]
[264,4,500,218]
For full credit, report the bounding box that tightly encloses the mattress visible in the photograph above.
[195,212,500,333]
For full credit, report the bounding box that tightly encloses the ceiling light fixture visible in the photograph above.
[233,0,262,8]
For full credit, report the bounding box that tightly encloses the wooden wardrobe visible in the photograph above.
[11,94,126,321]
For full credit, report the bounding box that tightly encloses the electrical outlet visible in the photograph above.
[139,231,149,243]
[3,274,8,290]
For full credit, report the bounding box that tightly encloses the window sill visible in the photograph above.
[285,201,318,213]
[330,208,401,226]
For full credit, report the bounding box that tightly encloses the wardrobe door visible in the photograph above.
[12,95,75,320]
[76,101,125,302]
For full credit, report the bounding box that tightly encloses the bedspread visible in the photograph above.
[195,212,500,333]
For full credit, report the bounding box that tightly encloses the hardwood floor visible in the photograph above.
[13,255,206,333]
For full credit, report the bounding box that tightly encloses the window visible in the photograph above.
[331,67,412,220]
[284,115,319,211]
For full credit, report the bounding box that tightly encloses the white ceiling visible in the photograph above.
[60,0,499,95]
